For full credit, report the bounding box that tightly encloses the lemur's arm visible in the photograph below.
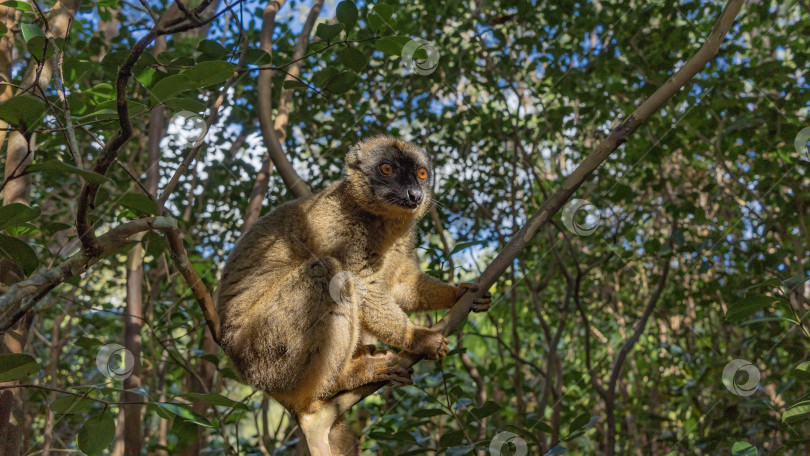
[359,286,449,360]
[392,251,491,313]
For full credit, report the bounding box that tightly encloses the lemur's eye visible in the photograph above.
[416,167,428,180]
[380,163,394,175]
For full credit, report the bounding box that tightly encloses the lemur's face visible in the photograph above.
[346,137,433,217]
[369,147,432,210]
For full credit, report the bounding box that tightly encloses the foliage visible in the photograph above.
[0,0,807,454]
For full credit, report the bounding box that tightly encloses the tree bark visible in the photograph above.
[252,0,317,212]
[122,236,144,456]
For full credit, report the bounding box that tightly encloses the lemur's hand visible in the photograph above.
[456,283,492,313]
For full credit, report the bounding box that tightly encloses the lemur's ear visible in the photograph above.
[345,143,366,167]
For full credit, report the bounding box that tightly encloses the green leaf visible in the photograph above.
[731,441,758,456]
[740,277,783,294]
[20,23,44,43]
[42,222,72,235]
[172,418,200,446]
[282,79,308,90]
[374,36,408,57]
[51,395,95,414]
[0,234,38,275]
[783,400,810,424]
[0,354,39,382]
[471,400,500,419]
[197,40,228,59]
[793,361,810,380]
[90,100,149,118]
[6,223,39,237]
[136,68,158,87]
[568,412,592,433]
[373,3,394,20]
[244,48,271,65]
[313,67,339,87]
[338,46,368,72]
[0,204,40,232]
[77,413,115,456]
[335,1,358,29]
[0,22,6,39]
[438,429,466,448]
[412,408,447,418]
[119,193,156,215]
[450,239,485,255]
[21,23,52,62]
[316,23,343,43]
[0,96,47,129]
[154,403,214,427]
[725,295,783,322]
[324,71,359,95]
[101,50,130,69]
[75,108,117,122]
[182,392,249,410]
[26,159,111,185]
[369,430,415,442]
[783,274,807,286]
[164,97,207,113]
[150,74,196,104]
[0,0,31,11]
[528,418,555,434]
[185,60,235,87]
[367,12,387,33]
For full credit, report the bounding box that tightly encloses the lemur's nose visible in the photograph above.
[407,188,423,203]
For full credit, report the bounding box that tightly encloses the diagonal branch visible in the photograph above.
[319,0,746,425]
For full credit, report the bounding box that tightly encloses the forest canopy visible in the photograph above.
[0,0,807,455]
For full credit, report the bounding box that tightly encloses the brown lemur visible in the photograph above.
[216,136,492,450]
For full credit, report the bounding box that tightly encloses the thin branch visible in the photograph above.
[75,0,235,256]
[255,0,319,201]
[0,384,150,406]
[0,216,178,331]
[320,0,745,423]
[604,220,674,455]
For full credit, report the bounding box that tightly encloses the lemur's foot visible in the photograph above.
[369,351,413,386]
[411,327,450,360]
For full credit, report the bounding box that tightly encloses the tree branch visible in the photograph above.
[603,229,672,455]
[317,0,745,425]
[75,0,231,257]
[254,0,318,203]
[0,216,179,331]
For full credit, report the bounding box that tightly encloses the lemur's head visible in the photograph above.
[344,136,433,219]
